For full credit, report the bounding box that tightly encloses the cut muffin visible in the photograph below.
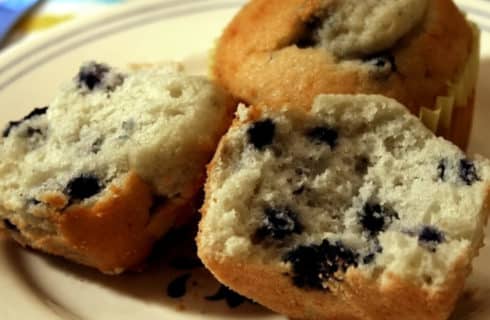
[0,62,235,274]
[213,0,480,149]
[198,95,490,320]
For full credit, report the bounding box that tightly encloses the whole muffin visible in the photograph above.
[213,0,479,149]
[0,62,235,274]
[198,95,490,320]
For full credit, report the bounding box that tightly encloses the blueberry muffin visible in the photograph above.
[213,0,480,149]
[0,62,235,274]
[197,95,490,320]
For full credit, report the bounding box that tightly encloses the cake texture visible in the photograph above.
[0,62,235,274]
[197,95,490,320]
[213,0,479,149]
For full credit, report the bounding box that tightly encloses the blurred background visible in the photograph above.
[2,0,132,48]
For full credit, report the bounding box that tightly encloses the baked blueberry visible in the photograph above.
[419,226,445,244]
[459,159,480,185]
[247,119,276,150]
[2,106,48,138]
[91,137,104,154]
[292,185,306,195]
[78,62,109,90]
[363,52,397,73]
[77,62,124,91]
[65,174,102,201]
[359,203,399,236]
[283,240,358,290]
[307,126,338,149]
[3,219,19,232]
[438,159,447,181]
[295,16,323,48]
[255,207,303,241]
[362,242,383,264]
[355,156,370,175]
[25,127,43,138]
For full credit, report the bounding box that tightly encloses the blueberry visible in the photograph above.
[307,126,338,149]
[254,207,303,241]
[418,226,445,252]
[362,253,376,264]
[362,242,383,264]
[247,119,276,150]
[419,226,445,244]
[3,219,19,232]
[292,186,305,195]
[363,52,397,74]
[3,106,48,138]
[27,198,41,206]
[77,62,124,91]
[359,203,399,236]
[25,127,43,137]
[355,156,370,175]
[65,174,102,201]
[459,159,480,186]
[283,240,358,290]
[78,62,110,90]
[91,137,104,153]
[438,159,447,181]
[295,16,323,48]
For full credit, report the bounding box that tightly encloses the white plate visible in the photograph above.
[0,0,489,319]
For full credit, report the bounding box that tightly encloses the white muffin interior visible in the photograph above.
[0,62,231,230]
[200,95,490,289]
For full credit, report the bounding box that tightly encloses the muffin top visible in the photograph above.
[314,0,429,57]
[213,0,474,114]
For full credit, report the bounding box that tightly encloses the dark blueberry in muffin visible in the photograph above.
[283,240,358,290]
[255,207,303,241]
[292,185,306,195]
[459,159,480,186]
[363,242,383,264]
[65,174,102,201]
[27,198,41,206]
[91,137,104,153]
[25,127,43,137]
[355,156,370,175]
[78,62,110,90]
[247,119,276,150]
[295,16,323,48]
[419,226,445,244]
[307,126,338,149]
[23,107,49,120]
[363,52,397,79]
[363,52,397,72]
[2,106,48,138]
[3,219,19,232]
[77,62,124,91]
[438,159,447,181]
[359,203,399,236]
